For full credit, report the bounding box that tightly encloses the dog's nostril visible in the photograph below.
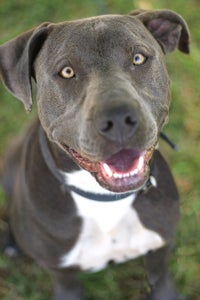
[101,116,137,133]
[96,106,139,142]
[125,115,138,127]
[101,120,114,132]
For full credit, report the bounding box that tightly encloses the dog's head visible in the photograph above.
[0,10,189,193]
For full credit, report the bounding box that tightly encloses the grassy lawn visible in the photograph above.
[0,0,200,299]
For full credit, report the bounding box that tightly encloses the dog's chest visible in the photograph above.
[60,170,164,272]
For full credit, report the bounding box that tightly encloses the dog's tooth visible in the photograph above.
[130,169,138,176]
[114,173,125,179]
[102,163,113,177]
[112,168,142,180]
[137,156,144,171]
[124,173,129,178]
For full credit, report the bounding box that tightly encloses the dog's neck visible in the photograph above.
[39,126,156,202]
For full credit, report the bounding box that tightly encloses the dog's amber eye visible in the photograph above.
[133,53,147,65]
[60,66,75,78]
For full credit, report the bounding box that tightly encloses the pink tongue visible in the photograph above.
[102,149,144,174]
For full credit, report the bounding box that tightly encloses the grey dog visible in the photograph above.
[0,9,190,300]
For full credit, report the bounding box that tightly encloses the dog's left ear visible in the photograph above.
[0,22,52,112]
[132,10,190,54]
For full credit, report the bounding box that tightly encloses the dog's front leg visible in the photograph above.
[51,268,83,300]
[144,246,180,300]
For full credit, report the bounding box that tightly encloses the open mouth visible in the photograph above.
[64,145,155,193]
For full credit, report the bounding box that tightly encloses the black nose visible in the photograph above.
[96,105,139,143]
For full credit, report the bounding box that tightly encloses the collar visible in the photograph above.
[160,132,178,151]
[39,126,157,202]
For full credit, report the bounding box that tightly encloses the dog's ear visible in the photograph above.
[132,10,190,54]
[0,22,52,112]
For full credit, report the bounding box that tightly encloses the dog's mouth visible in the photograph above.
[63,145,155,193]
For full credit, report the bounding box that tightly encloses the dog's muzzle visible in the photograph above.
[67,145,155,193]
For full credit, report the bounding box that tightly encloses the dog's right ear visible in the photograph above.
[0,22,52,112]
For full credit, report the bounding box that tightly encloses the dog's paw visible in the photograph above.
[1,227,20,257]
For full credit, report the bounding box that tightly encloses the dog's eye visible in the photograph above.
[133,53,147,65]
[60,66,75,79]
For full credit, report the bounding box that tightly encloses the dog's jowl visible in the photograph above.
[0,9,190,300]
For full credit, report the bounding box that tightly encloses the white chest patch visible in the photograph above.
[59,170,165,272]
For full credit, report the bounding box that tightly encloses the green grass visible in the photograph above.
[0,0,200,299]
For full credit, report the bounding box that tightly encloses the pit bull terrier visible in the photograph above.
[0,9,190,300]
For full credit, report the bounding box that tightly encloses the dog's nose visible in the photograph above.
[96,106,139,143]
